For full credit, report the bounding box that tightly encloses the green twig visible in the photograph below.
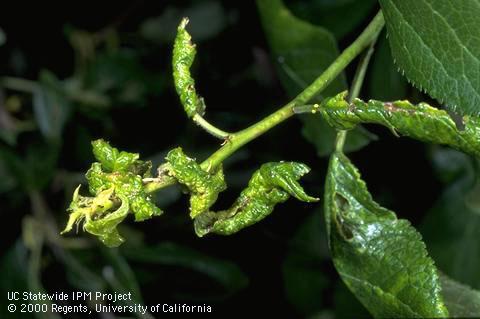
[192,114,231,139]
[336,33,379,152]
[146,11,385,193]
[292,104,320,114]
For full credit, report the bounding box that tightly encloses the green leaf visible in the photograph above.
[379,0,480,116]
[320,92,480,158]
[421,149,480,289]
[194,161,318,237]
[92,139,139,172]
[325,151,448,318]
[440,273,480,318]
[257,0,374,156]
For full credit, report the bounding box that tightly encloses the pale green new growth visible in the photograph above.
[62,140,162,247]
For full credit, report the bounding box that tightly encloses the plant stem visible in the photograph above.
[336,32,379,152]
[202,11,384,169]
[192,114,231,139]
[146,11,385,192]
[292,104,320,114]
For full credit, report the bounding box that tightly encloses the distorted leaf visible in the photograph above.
[172,18,206,118]
[92,139,139,172]
[166,147,226,218]
[320,92,480,158]
[194,161,317,237]
[62,141,162,246]
[325,151,448,318]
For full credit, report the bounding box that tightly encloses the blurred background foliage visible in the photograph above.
[0,1,478,318]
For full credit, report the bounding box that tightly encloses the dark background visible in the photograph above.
[0,1,449,318]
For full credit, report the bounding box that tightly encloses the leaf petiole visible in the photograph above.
[192,114,231,140]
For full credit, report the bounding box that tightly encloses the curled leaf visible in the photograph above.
[83,193,129,247]
[62,140,162,246]
[259,162,318,202]
[86,162,161,221]
[194,162,318,237]
[165,147,226,218]
[92,139,139,172]
[61,186,128,247]
[320,91,480,158]
[172,18,206,118]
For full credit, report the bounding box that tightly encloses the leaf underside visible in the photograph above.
[440,273,480,318]
[379,0,480,116]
